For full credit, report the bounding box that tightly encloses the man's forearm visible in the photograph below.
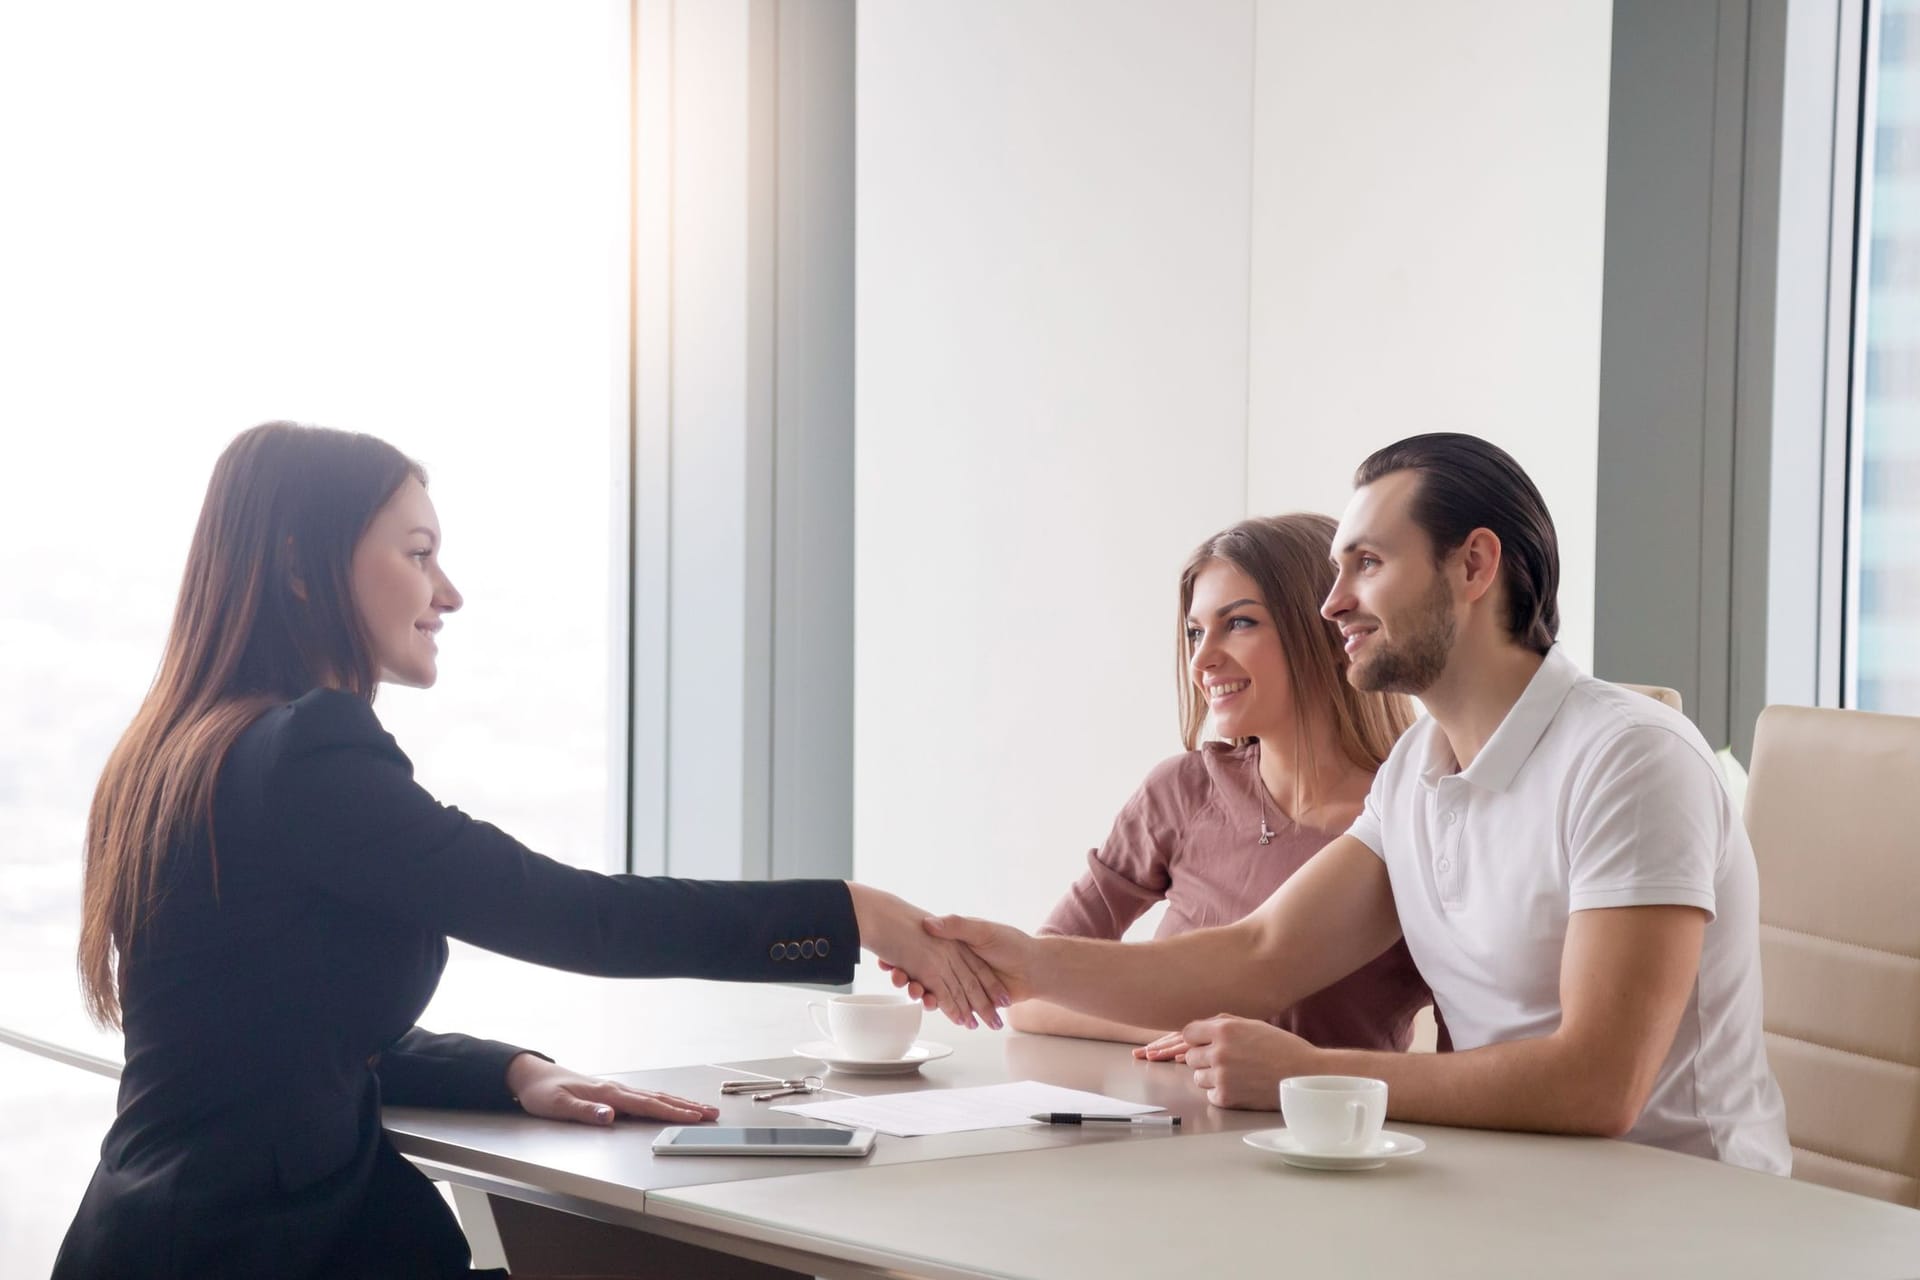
[1314,906,1707,1138]
[980,836,1402,1032]
[1306,1034,1642,1138]
[1033,926,1303,1029]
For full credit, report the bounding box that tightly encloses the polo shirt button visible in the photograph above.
[1443,812,1457,825]
[817,938,830,958]
[1437,858,1452,873]
[800,939,816,959]
[769,942,784,960]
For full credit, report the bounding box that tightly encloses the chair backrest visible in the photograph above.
[1746,704,1920,1205]
[1618,682,1683,713]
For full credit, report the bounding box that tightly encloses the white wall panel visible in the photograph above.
[1245,1,1612,670]
[854,0,1612,934]
[854,0,1256,924]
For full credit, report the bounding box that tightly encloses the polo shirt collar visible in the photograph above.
[1416,644,1581,794]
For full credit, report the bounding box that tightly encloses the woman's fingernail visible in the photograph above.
[595,1104,613,1120]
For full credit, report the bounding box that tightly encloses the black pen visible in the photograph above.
[1031,1112,1180,1126]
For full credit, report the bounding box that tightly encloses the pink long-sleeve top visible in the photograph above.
[1039,740,1436,1052]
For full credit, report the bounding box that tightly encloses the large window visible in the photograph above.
[0,2,625,1050]
[1853,0,1920,713]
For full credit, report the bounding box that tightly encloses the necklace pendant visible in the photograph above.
[1258,820,1275,845]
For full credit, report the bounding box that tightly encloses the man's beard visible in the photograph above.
[1348,572,1456,695]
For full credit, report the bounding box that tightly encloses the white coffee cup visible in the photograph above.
[1279,1075,1388,1155]
[807,993,922,1060]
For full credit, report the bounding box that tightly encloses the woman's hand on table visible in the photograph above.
[506,1053,720,1127]
[1134,1029,1191,1063]
[848,883,1012,1030]
[1163,1015,1315,1110]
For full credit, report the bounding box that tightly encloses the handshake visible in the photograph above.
[842,881,1303,1114]
[845,883,1031,1030]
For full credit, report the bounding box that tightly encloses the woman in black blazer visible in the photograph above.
[54,423,1003,1280]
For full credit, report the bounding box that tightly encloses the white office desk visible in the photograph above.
[20,971,1920,1278]
[386,980,1277,1276]
[383,979,1920,1280]
[649,1120,1920,1280]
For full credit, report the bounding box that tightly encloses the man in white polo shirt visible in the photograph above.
[925,433,1789,1173]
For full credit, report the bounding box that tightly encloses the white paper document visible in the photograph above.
[771,1081,1163,1137]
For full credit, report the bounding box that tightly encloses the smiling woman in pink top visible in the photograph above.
[1009,513,1437,1055]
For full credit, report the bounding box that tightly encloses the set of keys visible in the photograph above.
[718,1075,825,1102]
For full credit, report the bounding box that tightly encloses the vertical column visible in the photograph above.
[770,2,856,881]
[629,0,853,881]
[1594,0,1738,739]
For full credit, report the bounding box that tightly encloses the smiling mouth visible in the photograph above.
[1207,680,1249,702]
[1343,627,1378,655]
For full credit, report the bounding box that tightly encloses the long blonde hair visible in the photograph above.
[1176,513,1414,814]
[80,423,423,1028]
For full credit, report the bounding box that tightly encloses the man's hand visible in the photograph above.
[1167,1015,1322,1110]
[916,914,1038,1004]
[848,884,1011,1029]
[505,1054,720,1127]
[877,915,1038,1017]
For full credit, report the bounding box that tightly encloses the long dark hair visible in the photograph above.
[1354,433,1560,655]
[1176,514,1416,813]
[79,422,423,1027]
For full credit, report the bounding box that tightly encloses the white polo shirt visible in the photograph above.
[1347,645,1789,1174]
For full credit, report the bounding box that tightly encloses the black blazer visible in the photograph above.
[54,689,857,1280]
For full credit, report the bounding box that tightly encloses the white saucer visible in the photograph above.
[1242,1128,1426,1171]
[792,1039,954,1075]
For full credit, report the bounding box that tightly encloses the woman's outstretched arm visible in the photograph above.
[256,690,1007,1027]
[1006,1000,1167,1044]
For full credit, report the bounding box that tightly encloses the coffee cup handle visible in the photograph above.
[807,1001,832,1041]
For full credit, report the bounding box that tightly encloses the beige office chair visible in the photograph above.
[1618,682,1683,713]
[1746,704,1920,1205]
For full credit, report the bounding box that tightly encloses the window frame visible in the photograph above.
[1833,0,1920,713]
[620,0,855,882]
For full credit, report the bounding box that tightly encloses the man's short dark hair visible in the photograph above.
[1354,433,1559,655]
